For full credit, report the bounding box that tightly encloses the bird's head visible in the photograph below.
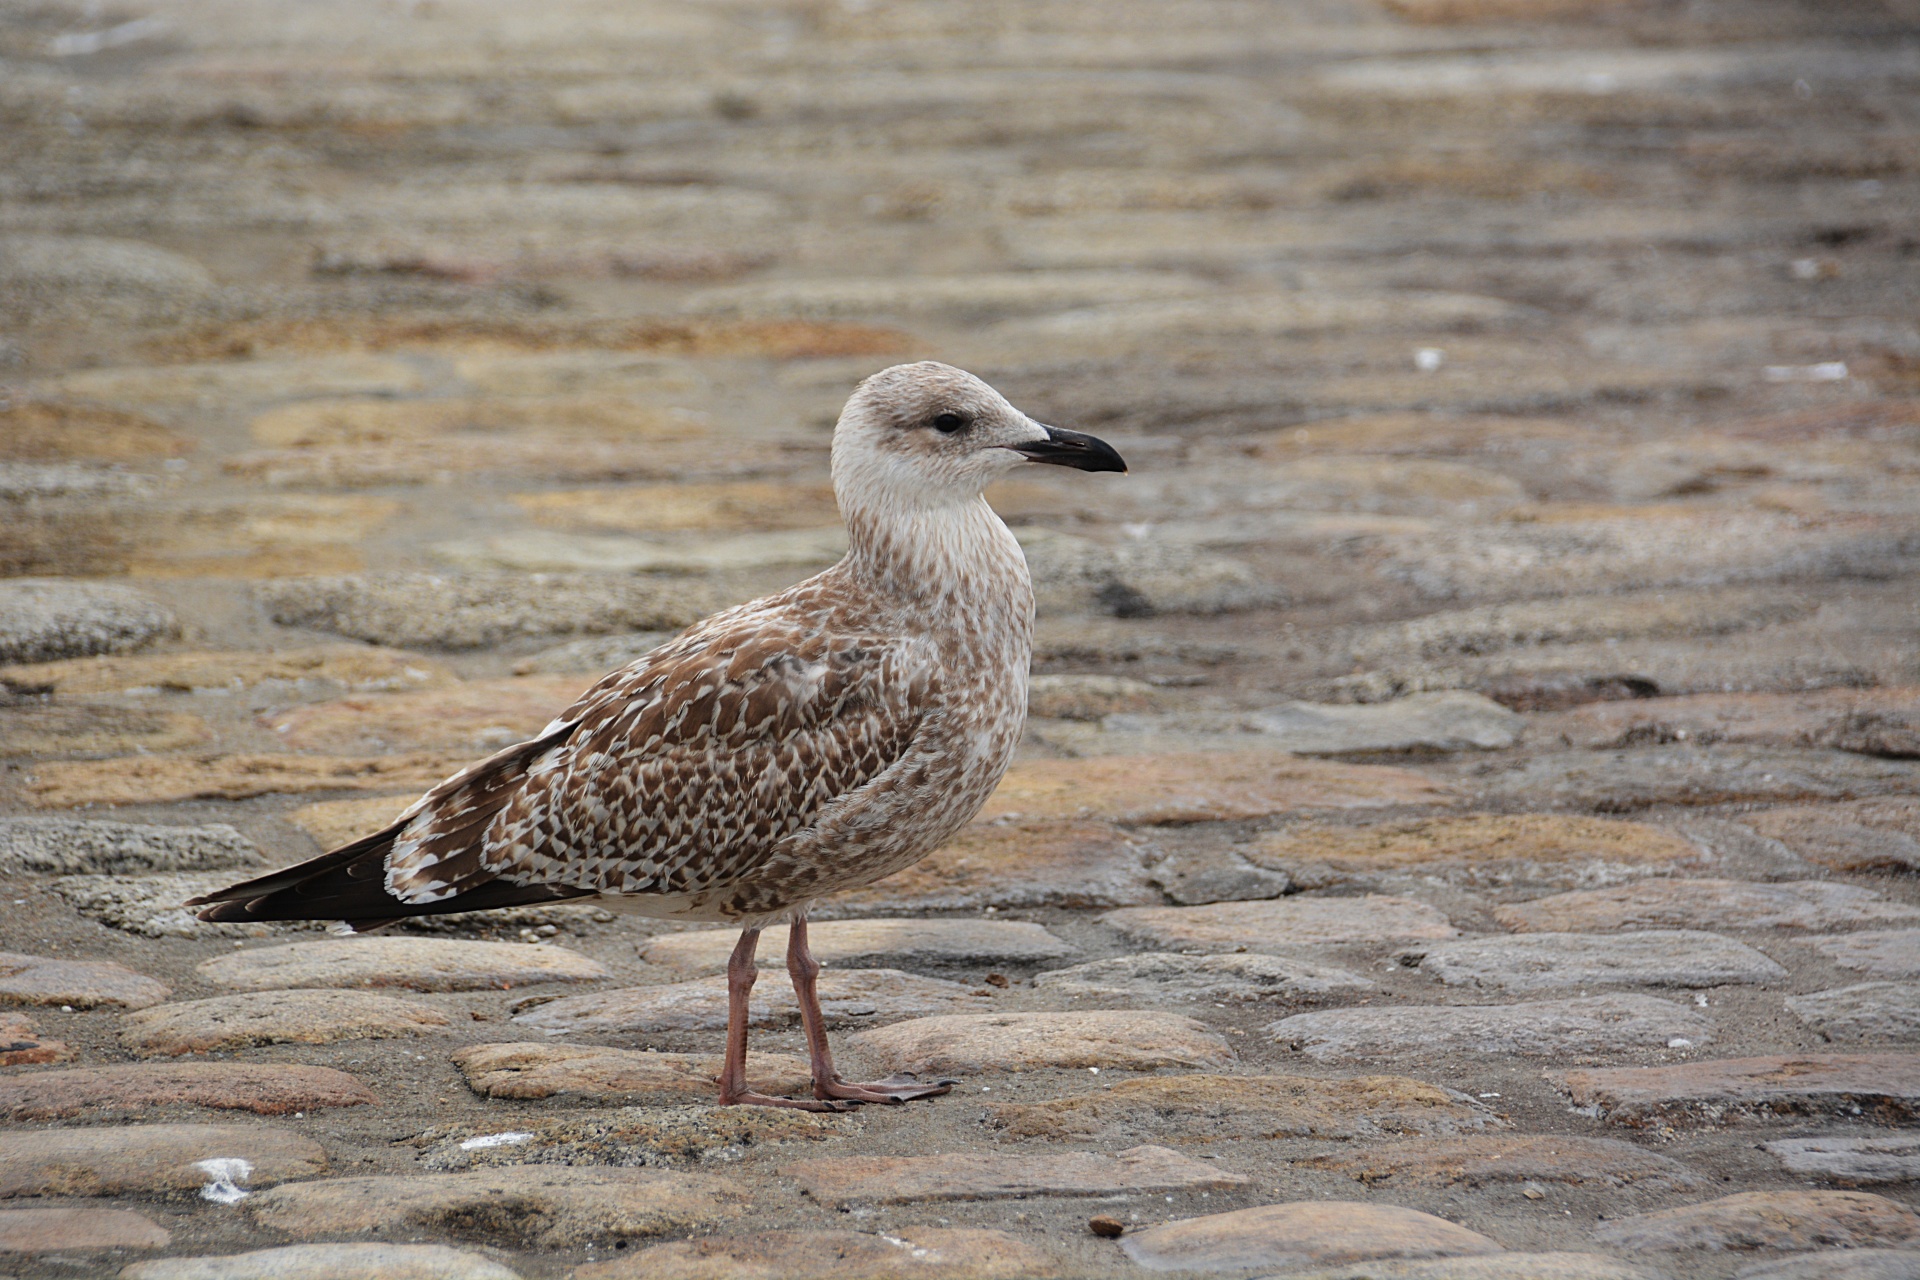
[830,361,1125,513]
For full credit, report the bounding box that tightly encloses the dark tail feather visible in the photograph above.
[187,820,591,930]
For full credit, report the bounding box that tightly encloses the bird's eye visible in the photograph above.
[931,412,968,434]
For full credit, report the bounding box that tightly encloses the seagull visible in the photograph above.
[191,361,1126,1110]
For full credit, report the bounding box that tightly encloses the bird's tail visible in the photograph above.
[186,812,591,934]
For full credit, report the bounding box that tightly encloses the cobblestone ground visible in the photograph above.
[3,0,1920,1276]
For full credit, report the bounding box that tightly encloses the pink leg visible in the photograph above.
[787,914,954,1104]
[716,925,846,1111]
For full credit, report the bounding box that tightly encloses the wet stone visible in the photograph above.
[1033,951,1374,1004]
[257,571,728,650]
[1803,930,1920,978]
[0,818,263,875]
[783,1144,1247,1206]
[0,1205,169,1253]
[512,969,992,1035]
[122,989,453,1056]
[451,1042,811,1102]
[980,751,1454,825]
[1594,1190,1920,1253]
[0,578,176,663]
[120,1243,523,1280]
[0,950,170,1009]
[245,1166,748,1248]
[1103,896,1457,954]
[1119,1201,1504,1273]
[195,937,611,992]
[1248,813,1709,894]
[1764,1135,1920,1187]
[417,1105,840,1172]
[0,1062,377,1120]
[1271,994,1711,1061]
[0,1123,327,1197]
[1294,1134,1702,1192]
[1559,1053,1920,1128]
[0,1010,69,1066]
[819,820,1162,915]
[1787,983,1920,1042]
[1413,931,1788,993]
[847,1010,1237,1075]
[640,919,1074,973]
[574,1227,1075,1280]
[986,1074,1505,1143]
[1494,880,1920,934]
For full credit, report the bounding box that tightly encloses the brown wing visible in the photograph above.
[381,618,940,905]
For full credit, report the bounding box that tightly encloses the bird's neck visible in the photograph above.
[840,493,1033,628]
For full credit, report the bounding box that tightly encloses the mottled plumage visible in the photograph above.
[192,361,1125,1108]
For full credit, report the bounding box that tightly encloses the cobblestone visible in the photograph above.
[0,950,169,1009]
[0,1062,376,1120]
[196,937,610,992]
[1103,896,1457,953]
[1413,931,1787,993]
[1594,1190,1920,1254]
[122,989,453,1055]
[639,919,1073,973]
[1271,994,1710,1060]
[0,1123,327,1196]
[1119,1202,1503,1272]
[1494,880,1920,933]
[1559,1054,1920,1128]
[782,1144,1247,1205]
[847,1011,1237,1074]
[244,1167,748,1249]
[5,0,1913,1274]
[511,969,991,1034]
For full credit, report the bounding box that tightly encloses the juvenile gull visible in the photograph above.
[191,362,1125,1110]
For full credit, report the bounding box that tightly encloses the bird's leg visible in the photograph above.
[787,913,954,1104]
[716,924,847,1111]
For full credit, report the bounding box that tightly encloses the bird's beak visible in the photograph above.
[1006,424,1128,474]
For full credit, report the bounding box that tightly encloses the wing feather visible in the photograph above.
[381,615,938,908]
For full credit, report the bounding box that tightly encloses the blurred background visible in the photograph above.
[1,0,1917,764]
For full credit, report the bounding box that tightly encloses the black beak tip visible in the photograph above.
[1012,425,1129,474]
